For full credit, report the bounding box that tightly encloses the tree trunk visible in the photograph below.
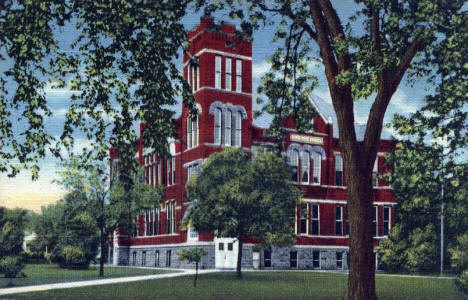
[346,160,377,300]
[236,237,243,279]
[194,262,198,287]
[99,227,105,277]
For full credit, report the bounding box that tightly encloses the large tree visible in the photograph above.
[55,156,164,276]
[196,1,467,298]
[186,148,301,279]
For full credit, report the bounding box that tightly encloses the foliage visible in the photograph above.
[0,207,27,259]
[186,148,301,278]
[405,225,438,273]
[60,245,86,269]
[0,256,25,286]
[178,248,207,287]
[450,234,468,294]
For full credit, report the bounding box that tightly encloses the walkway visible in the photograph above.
[0,268,218,296]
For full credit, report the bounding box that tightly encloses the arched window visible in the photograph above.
[187,117,192,149]
[186,114,198,149]
[214,108,222,145]
[235,111,242,147]
[289,150,299,182]
[301,151,310,184]
[225,110,232,146]
[312,151,321,184]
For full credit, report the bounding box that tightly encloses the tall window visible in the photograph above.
[225,58,232,91]
[171,157,176,185]
[214,108,222,145]
[166,158,171,186]
[158,159,162,184]
[311,204,320,235]
[166,201,176,234]
[372,158,379,187]
[264,249,271,267]
[301,151,310,184]
[336,252,343,269]
[215,56,221,89]
[154,208,160,235]
[235,111,242,147]
[142,251,146,266]
[187,163,201,183]
[187,64,191,89]
[236,60,242,92]
[132,251,137,266]
[300,205,308,235]
[372,206,377,237]
[155,250,160,267]
[224,110,232,146]
[187,115,198,149]
[335,154,343,186]
[190,65,194,92]
[289,150,299,182]
[152,157,157,185]
[312,250,320,269]
[345,207,349,235]
[196,64,200,90]
[290,251,298,268]
[312,152,321,184]
[166,250,172,267]
[383,206,390,236]
[335,206,343,236]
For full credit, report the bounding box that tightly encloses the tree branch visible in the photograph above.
[299,21,317,40]
[392,35,423,90]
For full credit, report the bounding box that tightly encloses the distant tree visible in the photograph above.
[178,248,207,287]
[56,156,164,276]
[30,201,66,256]
[186,148,300,279]
[450,234,468,294]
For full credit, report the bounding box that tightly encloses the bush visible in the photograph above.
[0,256,25,286]
[405,224,438,273]
[56,245,88,269]
[379,225,408,272]
[450,234,468,294]
[22,249,46,263]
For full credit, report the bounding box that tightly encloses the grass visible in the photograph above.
[0,264,172,288]
[5,271,465,300]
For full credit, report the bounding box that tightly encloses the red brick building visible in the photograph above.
[110,17,396,270]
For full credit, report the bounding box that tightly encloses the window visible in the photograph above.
[264,249,271,267]
[167,158,171,186]
[196,64,200,90]
[312,251,320,269]
[219,243,224,251]
[215,56,221,89]
[336,252,343,269]
[132,251,137,266]
[142,251,146,266]
[152,160,157,185]
[158,159,162,184]
[311,204,320,235]
[345,207,349,235]
[172,157,176,185]
[155,250,160,267]
[312,152,321,184]
[166,250,171,267]
[335,206,343,236]
[187,64,191,88]
[383,206,390,236]
[335,154,343,186]
[227,243,233,251]
[301,151,310,184]
[372,206,377,237]
[372,158,378,187]
[190,65,194,92]
[189,226,198,239]
[154,208,161,235]
[288,150,299,182]
[225,58,232,91]
[300,205,308,235]
[236,60,242,92]
[166,201,176,234]
[146,210,151,236]
[225,110,232,146]
[235,111,242,147]
[187,163,201,183]
[187,114,198,149]
[214,108,222,145]
[290,251,298,268]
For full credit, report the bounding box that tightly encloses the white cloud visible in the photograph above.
[390,89,418,114]
[252,61,271,79]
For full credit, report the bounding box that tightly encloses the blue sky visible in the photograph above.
[0,1,429,212]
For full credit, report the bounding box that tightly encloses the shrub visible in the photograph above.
[450,234,468,294]
[60,245,88,269]
[405,224,438,273]
[0,256,25,286]
[379,225,408,272]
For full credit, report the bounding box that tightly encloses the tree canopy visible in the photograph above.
[186,148,301,278]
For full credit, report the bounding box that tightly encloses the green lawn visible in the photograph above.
[5,271,465,300]
[0,264,172,288]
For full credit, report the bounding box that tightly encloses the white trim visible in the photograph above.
[301,198,397,206]
[132,233,179,239]
[128,241,215,248]
[183,158,204,168]
[309,97,332,124]
[193,86,252,97]
[284,127,328,136]
[183,49,252,65]
[294,245,349,249]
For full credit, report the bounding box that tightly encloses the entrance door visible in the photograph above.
[215,237,238,269]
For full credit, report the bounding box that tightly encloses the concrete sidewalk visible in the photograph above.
[0,269,218,296]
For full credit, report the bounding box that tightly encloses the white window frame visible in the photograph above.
[335,154,343,186]
[289,150,299,182]
[214,108,222,145]
[171,157,176,185]
[167,159,171,186]
[235,111,242,147]
[312,250,320,269]
[312,152,321,185]
[236,59,242,92]
[196,64,200,91]
[373,158,379,187]
[215,56,221,89]
[336,252,343,270]
[299,204,308,235]
[225,58,232,91]
[191,114,198,148]
[335,206,343,236]
[187,117,192,149]
[301,151,310,184]
[311,204,320,236]
[383,206,391,236]
[372,206,378,237]
[158,159,162,184]
[225,110,232,146]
